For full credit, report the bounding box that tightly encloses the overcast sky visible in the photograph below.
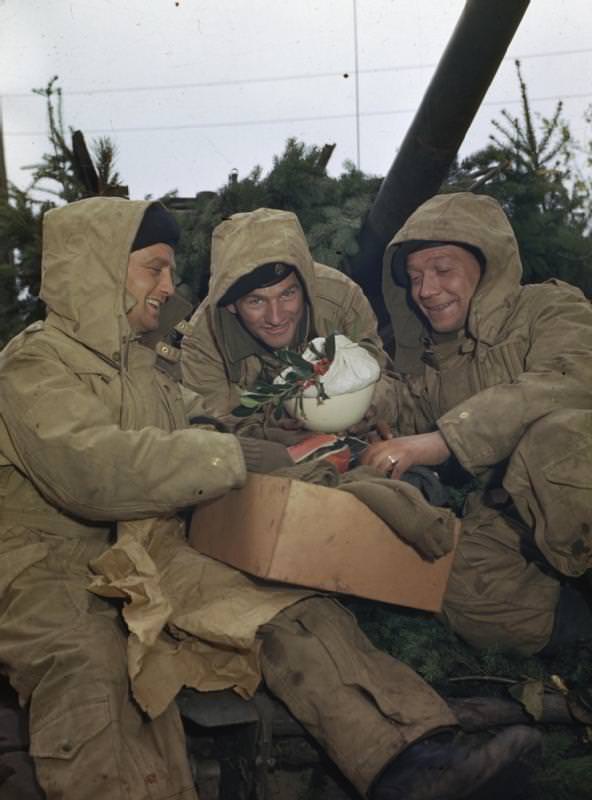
[2,0,591,201]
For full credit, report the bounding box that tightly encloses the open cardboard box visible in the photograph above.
[189,474,459,612]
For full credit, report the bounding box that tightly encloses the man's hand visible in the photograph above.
[360,431,451,480]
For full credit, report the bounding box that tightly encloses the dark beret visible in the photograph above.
[218,262,296,306]
[131,203,180,252]
[391,240,485,287]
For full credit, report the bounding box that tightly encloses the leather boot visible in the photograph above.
[371,724,541,800]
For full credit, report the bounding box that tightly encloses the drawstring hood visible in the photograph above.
[41,197,178,423]
[382,192,522,374]
[203,208,319,382]
[41,197,156,367]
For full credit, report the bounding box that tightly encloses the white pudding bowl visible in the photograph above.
[284,382,376,433]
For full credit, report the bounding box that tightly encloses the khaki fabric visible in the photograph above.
[89,517,310,718]
[0,198,304,798]
[444,406,592,653]
[381,192,592,653]
[441,502,560,655]
[260,598,456,796]
[503,409,592,578]
[0,529,197,800]
[181,208,397,425]
[0,197,458,797]
[339,466,455,560]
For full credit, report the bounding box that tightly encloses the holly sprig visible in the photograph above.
[231,333,337,419]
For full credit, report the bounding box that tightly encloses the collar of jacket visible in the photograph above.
[40,197,157,366]
[421,329,477,369]
[139,292,193,353]
[382,192,524,375]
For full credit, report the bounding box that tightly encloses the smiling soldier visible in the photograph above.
[362,191,592,657]
[0,196,542,800]
[181,207,397,438]
[127,259,174,328]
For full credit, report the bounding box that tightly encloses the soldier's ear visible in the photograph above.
[227,303,238,315]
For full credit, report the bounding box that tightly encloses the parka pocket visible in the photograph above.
[29,699,111,761]
[542,445,592,489]
[533,437,592,575]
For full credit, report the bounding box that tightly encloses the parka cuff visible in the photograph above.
[437,412,499,476]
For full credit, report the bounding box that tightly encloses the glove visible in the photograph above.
[238,437,294,474]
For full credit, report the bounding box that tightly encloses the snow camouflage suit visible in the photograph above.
[0,197,455,799]
[181,207,397,427]
[383,191,592,655]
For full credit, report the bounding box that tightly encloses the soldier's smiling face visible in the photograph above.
[406,245,481,333]
[126,243,176,333]
[228,273,305,349]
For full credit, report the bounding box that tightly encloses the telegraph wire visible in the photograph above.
[5,91,592,138]
[2,47,592,100]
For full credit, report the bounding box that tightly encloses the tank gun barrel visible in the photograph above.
[351,0,530,315]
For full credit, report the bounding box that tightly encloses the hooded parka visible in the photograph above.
[0,198,455,799]
[181,208,396,428]
[383,192,592,655]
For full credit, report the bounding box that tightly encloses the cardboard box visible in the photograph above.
[189,474,458,612]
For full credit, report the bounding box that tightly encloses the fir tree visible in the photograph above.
[175,141,381,305]
[452,61,592,296]
[0,78,125,346]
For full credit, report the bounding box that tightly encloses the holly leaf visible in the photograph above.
[241,390,278,402]
[267,383,294,395]
[276,349,313,372]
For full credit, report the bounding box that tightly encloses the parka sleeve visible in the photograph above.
[437,284,592,474]
[0,344,246,522]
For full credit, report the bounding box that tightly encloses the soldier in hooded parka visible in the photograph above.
[363,191,592,656]
[0,197,539,800]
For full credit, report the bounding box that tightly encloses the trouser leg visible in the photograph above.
[259,597,456,797]
[503,408,592,577]
[441,502,560,655]
[0,535,196,800]
[28,658,195,800]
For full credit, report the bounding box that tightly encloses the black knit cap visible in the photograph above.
[218,262,296,306]
[131,204,180,252]
[391,240,485,287]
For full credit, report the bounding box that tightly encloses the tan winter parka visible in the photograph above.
[0,198,307,714]
[0,200,460,798]
[181,208,396,423]
[383,191,592,592]
[0,200,245,532]
[383,191,592,472]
